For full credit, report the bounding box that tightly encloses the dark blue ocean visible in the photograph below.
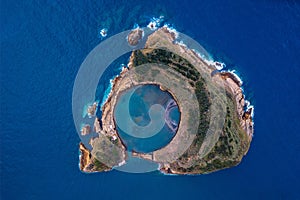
[1,0,300,199]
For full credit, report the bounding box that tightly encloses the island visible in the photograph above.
[79,27,254,175]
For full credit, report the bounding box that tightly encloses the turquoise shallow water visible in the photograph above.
[114,84,180,153]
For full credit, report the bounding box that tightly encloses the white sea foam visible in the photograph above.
[215,62,226,70]
[118,160,126,167]
[244,100,254,116]
[245,100,250,107]
[224,71,254,120]
[147,16,164,31]
[163,24,179,39]
[100,78,114,109]
[249,106,254,118]
[192,49,210,60]
[100,65,126,109]
[228,70,243,85]
[175,40,187,48]
[174,39,226,71]
[205,60,225,70]
[100,28,108,37]
[192,49,226,70]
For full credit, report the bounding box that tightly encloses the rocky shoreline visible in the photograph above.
[79,142,91,171]
[219,71,254,141]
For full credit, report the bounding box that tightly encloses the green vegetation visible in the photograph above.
[132,49,200,81]
[132,48,249,174]
[194,79,211,142]
[91,134,124,168]
[92,158,110,171]
[170,91,250,173]
[132,48,210,151]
